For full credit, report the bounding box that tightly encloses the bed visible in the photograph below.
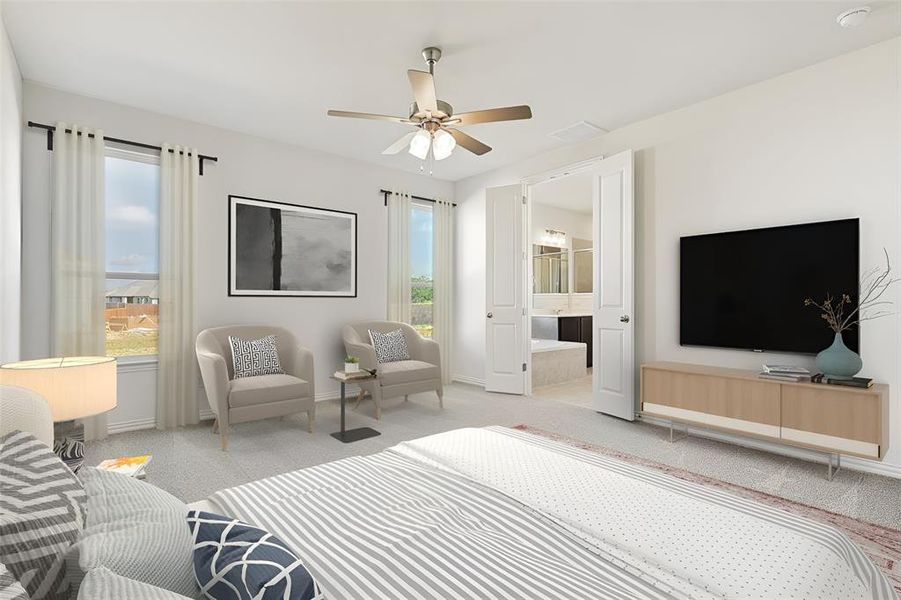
[197,426,895,600]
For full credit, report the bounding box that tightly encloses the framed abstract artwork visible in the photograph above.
[228,195,357,297]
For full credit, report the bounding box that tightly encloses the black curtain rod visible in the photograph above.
[379,189,456,207]
[27,121,218,176]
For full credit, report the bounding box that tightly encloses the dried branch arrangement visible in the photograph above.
[804,249,898,333]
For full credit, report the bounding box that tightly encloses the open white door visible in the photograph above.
[592,150,635,420]
[485,184,526,394]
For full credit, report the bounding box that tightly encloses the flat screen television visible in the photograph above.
[680,218,859,354]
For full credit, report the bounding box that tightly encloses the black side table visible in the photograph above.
[330,373,381,443]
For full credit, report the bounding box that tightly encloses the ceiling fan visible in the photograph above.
[327,47,532,162]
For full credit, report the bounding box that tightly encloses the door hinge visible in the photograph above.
[522,363,527,372]
[522,196,527,205]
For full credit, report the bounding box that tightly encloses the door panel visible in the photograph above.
[485,184,526,394]
[592,150,635,420]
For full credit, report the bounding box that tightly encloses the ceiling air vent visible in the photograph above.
[548,121,608,144]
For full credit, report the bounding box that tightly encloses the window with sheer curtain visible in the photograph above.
[104,149,160,357]
[410,201,434,337]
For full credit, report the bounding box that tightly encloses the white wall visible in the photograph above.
[0,15,22,363]
[454,39,901,473]
[21,83,453,431]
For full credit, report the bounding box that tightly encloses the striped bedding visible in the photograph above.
[207,426,895,600]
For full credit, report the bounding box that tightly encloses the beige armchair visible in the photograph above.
[342,321,442,419]
[196,325,315,451]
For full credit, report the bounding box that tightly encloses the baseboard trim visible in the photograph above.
[452,374,484,387]
[640,414,901,480]
[107,417,157,434]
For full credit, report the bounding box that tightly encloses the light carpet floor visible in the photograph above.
[84,382,901,528]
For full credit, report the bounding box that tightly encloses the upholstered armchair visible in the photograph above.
[196,325,314,451]
[342,321,442,419]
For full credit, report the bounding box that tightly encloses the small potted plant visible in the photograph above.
[344,355,360,373]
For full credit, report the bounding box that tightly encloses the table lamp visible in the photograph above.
[0,356,117,468]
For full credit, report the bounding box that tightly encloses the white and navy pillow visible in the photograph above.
[228,334,284,378]
[187,511,322,600]
[368,328,410,363]
[0,430,87,600]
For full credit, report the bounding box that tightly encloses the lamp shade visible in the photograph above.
[0,357,117,422]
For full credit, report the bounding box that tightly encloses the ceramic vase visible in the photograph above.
[815,332,862,380]
[344,362,359,373]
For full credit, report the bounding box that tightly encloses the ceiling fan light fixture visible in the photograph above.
[408,129,431,159]
[432,129,456,160]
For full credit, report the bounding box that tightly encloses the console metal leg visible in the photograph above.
[668,421,688,443]
[827,453,841,481]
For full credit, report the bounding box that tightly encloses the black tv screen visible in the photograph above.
[680,219,859,354]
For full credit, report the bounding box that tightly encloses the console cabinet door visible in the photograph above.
[781,387,883,458]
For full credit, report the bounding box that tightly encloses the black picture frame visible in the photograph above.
[228,195,358,298]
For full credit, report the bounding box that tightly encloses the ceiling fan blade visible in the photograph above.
[327,110,411,124]
[407,70,438,112]
[453,105,532,126]
[382,131,417,155]
[448,129,492,156]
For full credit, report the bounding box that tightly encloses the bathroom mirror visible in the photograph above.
[533,244,569,294]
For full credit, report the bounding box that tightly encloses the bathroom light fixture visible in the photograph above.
[408,130,431,159]
[541,229,566,247]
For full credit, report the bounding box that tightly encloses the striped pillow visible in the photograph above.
[77,567,194,600]
[0,430,87,600]
[188,511,322,600]
[66,468,197,598]
[228,334,284,378]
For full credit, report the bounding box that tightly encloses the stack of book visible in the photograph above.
[810,373,874,388]
[97,454,152,479]
[758,365,811,382]
[333,369,375,381]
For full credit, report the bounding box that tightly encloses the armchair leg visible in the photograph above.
[353,390,365,410]
[220,430,229,452]
[404,395,409,402]
[212,418,219,434]
[307,409,315,433]
[373,390,382,421]
[437,388,443,408]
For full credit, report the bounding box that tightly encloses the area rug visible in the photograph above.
[513,424,901,593]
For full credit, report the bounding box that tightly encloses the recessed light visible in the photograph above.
[836,6,870,28]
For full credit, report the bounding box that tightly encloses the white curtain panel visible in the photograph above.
[432,198,454,383]
[387,190,412,323]
[51,123,108,440]
[156,144,199,429]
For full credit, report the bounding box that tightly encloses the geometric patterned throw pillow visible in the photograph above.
[228,334,284,379]
[187,511,323,600]
[368,328,410,363]
[0,430,86,600]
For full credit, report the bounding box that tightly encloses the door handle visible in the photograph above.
[620,315,630,323]
[487,312,493,319]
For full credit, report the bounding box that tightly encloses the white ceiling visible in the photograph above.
[532,174,593,215]
[4,2,899,182]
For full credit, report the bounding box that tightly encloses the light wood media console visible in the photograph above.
[640,361,889,479]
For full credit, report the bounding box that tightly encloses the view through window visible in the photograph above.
[410,202,433,337]
[104,152,161,357]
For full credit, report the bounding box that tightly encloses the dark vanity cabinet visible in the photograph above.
[558,316,592,368]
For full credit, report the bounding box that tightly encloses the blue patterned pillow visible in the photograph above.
[227,335,284,378]
[187,511,321,600]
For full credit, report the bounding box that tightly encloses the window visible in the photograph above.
[104,149,161,357]
[410,202,433,338]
